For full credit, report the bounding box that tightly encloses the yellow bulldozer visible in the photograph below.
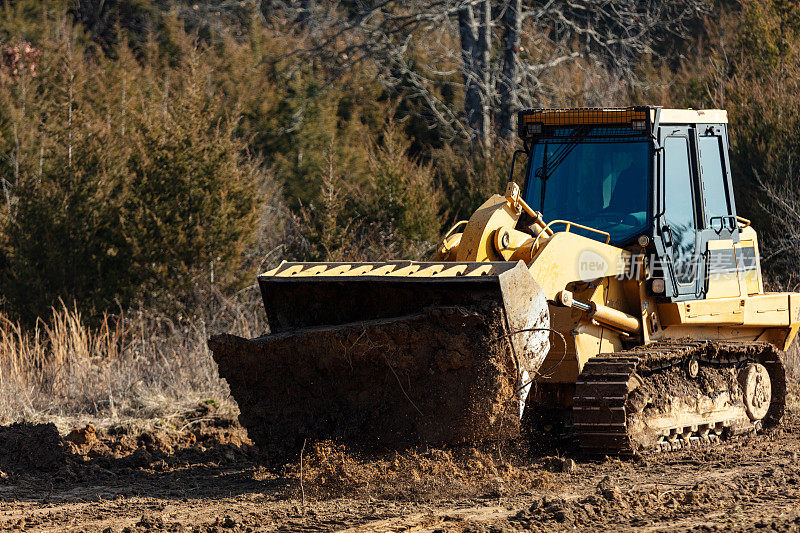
[209,107,798,456]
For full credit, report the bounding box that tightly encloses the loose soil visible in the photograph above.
[1,390,800,531]
[209,304,525,456]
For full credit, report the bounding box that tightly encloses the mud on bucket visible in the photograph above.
[209,260,551,456]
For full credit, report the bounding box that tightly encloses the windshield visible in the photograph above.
[523,127,651,244]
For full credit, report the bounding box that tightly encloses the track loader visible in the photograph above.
[209,107,799,455]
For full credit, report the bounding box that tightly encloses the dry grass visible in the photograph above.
[0,287,265,431]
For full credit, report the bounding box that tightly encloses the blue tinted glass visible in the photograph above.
[524,128,650,243]
[698,136,730,223]
[663,136,696,284]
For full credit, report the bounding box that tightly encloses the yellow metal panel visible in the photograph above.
[790,293,800,324]
[705,239,742,299]
[685,298,744,324]
[743,293,790,326]
[659,293,797,328]
[536,305,578,382]
[744,270,760,295]
[735,239,761,295]
[657,325,770,342]
[573,322,623,368]
[527,232,632,301]
[456,194,519,262]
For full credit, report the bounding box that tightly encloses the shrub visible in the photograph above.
[0,28,263,321]
[290,123,443,262]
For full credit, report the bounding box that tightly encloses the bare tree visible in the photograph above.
[283,0,710,144]
[498,0,521,140]
[756,168,800,289]
[458,1,492,147]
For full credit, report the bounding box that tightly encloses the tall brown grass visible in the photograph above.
[0,287,265,429]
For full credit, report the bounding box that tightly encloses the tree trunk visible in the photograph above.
[498,0,521,140]
[458,5,480,137]
[458,1,491,149]
[476,0,492,149]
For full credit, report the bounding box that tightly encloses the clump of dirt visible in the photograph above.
[0,416,254,483]
[0,422,69,474]
[74,417,254,471]
[211,303,525,458]
[64,424,114,459]
[511,475,741,530]
[283,440,559,501]
[65,423,97,445]
[628,365,740,417]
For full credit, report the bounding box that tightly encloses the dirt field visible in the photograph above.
[2,390,800,533]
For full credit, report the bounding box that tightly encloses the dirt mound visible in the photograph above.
[511,474,731,530]
[0,422,68,473]
[283,440,559,501]
[67,417,254,471]
[211,304,526,457]
[0,416,252,482]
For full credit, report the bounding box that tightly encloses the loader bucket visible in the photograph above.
[208,260,549,456]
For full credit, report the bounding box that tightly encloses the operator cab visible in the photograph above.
[517,106,758,302]
[521,121,650,244]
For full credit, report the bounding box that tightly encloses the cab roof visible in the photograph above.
[658,108,727,124]
[517,106,727,138]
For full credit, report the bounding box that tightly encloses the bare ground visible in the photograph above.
[0,390,798,532]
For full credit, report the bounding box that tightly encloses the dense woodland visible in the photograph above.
[0,0,799,323]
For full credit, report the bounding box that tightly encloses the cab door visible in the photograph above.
[655,126,704,300]
[695,124,741,299]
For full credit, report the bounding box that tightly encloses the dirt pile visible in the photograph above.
[0,415,253,484]
[0,422,68,474]
[513,476,720,530]
[69,417,254,470]
[210,303,526,457]
[283,440,560,501]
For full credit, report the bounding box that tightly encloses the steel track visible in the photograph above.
[573,340,786,455]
